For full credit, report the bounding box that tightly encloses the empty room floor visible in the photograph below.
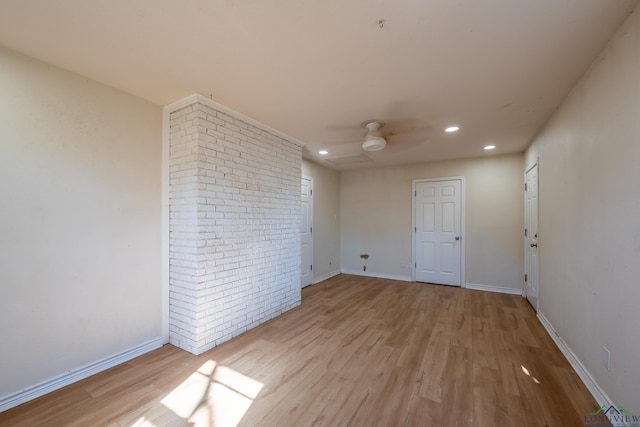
[0,274,599,426]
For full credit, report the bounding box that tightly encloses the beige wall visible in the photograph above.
[340,153,524,290]
[0,47,163,402]
[302,159,341,282]
[525,5,640,408]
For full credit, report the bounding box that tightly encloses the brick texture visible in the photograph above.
[169,98,302,354]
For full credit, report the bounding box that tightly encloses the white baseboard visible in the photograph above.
[341,269,412,282]
[537,312,612,408]
[313,269,341,284]
[0,337,164,413]
[465,282,523,295]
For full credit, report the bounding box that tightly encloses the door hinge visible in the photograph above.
[310,227,312,233]
[415,226,417,232]
[525,274,528,283]
[415,262,417,268]
[525,228,528,237]
[310,189,312,196]
[310,265,313,271]
[415,190,417,197]
[525,183,528,191]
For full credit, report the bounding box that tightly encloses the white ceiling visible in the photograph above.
[0,0,637,170]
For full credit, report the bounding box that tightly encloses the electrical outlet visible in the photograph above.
[603,347,611,371]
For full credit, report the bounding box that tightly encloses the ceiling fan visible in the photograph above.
[320,117,432,162]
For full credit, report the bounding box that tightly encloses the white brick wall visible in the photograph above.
[169,97,302,355]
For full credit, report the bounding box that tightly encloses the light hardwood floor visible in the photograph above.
[0,274,601,426]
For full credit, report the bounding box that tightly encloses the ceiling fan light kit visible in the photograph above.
[362,135,386,151]
[361,120,387,151]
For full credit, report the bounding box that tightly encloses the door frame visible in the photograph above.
[301,175,314,288]
[524,161,539,310]
[412,177,466,286]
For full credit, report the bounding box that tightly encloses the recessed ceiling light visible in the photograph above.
[484,145,496,150]
[445,126,460,133]
[319,150,328,155]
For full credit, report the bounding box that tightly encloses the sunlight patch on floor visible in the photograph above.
[163,360,263,427]
[131,416,157,427]
[133,360,263,427]
[520,364,541,384]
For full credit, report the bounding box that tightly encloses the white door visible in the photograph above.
[301,177,313,288]
[524,164,539,310]
[414,179,462,286]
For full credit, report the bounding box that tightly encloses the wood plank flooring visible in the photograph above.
[0,274,601,426]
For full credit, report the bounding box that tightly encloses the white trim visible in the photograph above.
[465,283,523,295]
[0,338,164,412]
[537,312,612,408]
[412,177,466,287]
[313,269,341,284]
[341,269,412,282]
[165,94,305,148]
[161,106,170,343]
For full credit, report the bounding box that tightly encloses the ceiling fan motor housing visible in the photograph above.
[361,120,386,151]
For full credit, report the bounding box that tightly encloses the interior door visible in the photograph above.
[301,177,313,288]
[415,179,462,286]
[524,164,539,310]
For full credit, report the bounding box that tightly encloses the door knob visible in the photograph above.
[455,236,460,241]
[530,243,537,247]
